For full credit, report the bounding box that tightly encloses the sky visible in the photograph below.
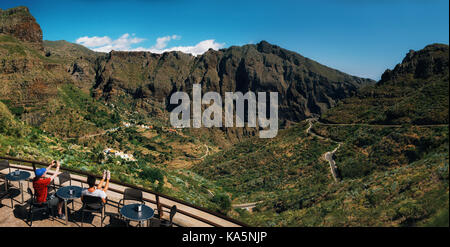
[1,0,448,80]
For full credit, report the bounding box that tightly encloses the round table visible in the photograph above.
[120,203,154,227]
[5,170,31,204]
[56,185,82,225]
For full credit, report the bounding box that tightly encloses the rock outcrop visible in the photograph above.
[380,43,449,84]
[0,6,43,49]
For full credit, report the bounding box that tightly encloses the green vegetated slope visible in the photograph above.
[194,44,449,226]
[1,99,227,211]
[1,6,448,227]
[322,44,449,125]
[194,120,448,226]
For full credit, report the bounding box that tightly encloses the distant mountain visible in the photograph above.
[94,41,374,124]
[0,6,374,141]
[322,43,449,125]
[194,45,449,226]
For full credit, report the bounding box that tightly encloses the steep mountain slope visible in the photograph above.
[321,44,449,124]
[194,45,449,226]
[94,41,374,124]
[1,6,374,143]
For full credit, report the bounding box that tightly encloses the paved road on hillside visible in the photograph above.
[305,118,448,182]
[232,201,264,211]
[306,118,341,182]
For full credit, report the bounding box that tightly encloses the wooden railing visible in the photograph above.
[0,155,249,227]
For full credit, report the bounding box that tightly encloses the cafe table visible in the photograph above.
[120,203,154,227]
[5,170,31,204]
[56,185,82,225]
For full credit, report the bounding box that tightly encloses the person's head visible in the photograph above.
[34,168,46,179]
[87,175,96,188]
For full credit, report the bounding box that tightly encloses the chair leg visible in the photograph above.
[28,208,33,227]
[101,209,104,227]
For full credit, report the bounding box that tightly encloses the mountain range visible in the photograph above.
[0,6,448,226]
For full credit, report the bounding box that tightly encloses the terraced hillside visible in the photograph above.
[194,44,449,226]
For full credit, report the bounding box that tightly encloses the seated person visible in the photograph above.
[81,170,110,203]
[32,160,65,219]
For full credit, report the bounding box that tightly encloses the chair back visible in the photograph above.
[58,172,71,186]
[82,195,104,207]
[169,205,177,223]
[27,188,40,205]
[0,160,11,173]
[123,188,143,203]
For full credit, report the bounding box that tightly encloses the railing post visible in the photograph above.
[156,195,163,218]
[31,162,36,172]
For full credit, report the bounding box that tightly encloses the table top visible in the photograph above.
[120,203,154,221]
[56,185,83,200]
[5,170,31,181]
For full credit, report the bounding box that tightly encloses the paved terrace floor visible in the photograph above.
[0,164,242,227]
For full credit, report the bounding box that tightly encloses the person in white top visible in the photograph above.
[81,170,110,203]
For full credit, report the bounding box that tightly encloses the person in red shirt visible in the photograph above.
[32,160,65,219]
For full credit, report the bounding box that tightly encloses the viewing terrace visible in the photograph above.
[0,156,247,227]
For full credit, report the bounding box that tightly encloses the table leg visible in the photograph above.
[64,199,68,225]
[20,181,24,203]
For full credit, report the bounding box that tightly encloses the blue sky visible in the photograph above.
[1,0,448,79]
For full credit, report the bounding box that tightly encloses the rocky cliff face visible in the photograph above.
[321,43,449,125]
[0,6,376,141]
[380,44,449,84]
[0,6,43,49]
[94,41,374,123]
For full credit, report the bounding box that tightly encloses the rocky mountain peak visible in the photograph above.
[380,43,449,84]
[0,6,43,49]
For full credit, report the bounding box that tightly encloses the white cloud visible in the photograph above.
[76,33,224,56]
[76,33,145,52]
[153,35,181,49]
[76,36,112,48]
[136,39,225,56]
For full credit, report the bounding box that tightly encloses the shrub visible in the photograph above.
[211,193,231,214]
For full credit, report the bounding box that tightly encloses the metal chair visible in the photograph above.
[119,188,144,206]
[50,172,75,210]
[0,187,13,208]
[26,188,54,226]
[57,171,72,187]
[0,160,11,184]
[0,160,11,173]
[118,188,144,218]
[48,171,71,192]
[81,195,106,227]
[152,205,177,227]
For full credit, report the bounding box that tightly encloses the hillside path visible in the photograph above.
[306,118,341,182]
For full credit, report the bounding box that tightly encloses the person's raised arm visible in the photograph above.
[102,170,110,192]
[49,161,60,181]
[42,160,55,177]
[97,170,106,190]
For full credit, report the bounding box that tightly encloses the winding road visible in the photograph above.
[232,201,264,211]
[306,118,341,182]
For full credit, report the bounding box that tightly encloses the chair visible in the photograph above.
[0,188,13,208]
[118,188,144,220]
[81,195,106,227]
[152,205,177,227]
[49,172,74,209]
[0,160,11,172]
[26,188,54,226]
[0,160,11,183]
[57,171,72,187]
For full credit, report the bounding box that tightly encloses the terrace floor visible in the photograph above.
[0,164,243,227]
[0,186,135,227]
